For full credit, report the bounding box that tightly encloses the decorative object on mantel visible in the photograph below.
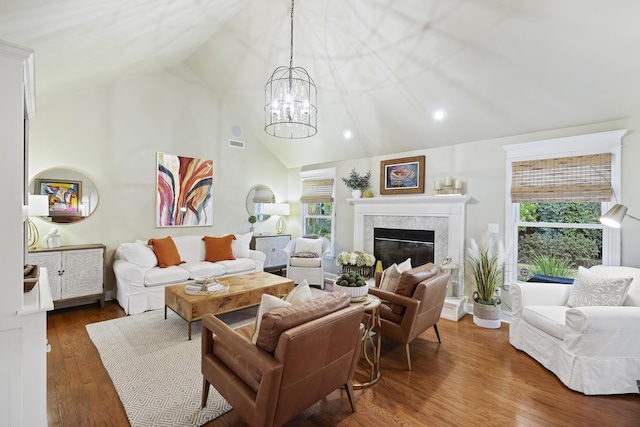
[333,271,369,301]
[341,168,371,199]
[264,0,317,139]
[43,227,61,248]
[337,251,376,277]
[467,238,505,329]
[434,176,464,195]
[380,155,425,195]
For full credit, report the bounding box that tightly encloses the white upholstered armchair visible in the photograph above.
[509,265,640,395]
[282,236,331,288]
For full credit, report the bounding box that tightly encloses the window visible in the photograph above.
[300,168,336,255]
[504,130,625,284]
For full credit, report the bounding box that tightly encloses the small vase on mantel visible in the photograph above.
[351,189,362,199]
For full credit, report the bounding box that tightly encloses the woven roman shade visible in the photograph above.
[300,179,334,203]
[253,188,274,203]
[511,153,612,203]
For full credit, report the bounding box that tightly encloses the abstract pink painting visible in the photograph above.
[156,152,214,227]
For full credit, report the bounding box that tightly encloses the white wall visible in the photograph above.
[292,118,640,301]
[29,64,290,294]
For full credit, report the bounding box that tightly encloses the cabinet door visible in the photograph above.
[253,238,273,267]
[27,251,62,301]
[270,236,290,267]
[61,249,103,299]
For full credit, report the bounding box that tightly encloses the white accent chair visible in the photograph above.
[282,236,330,288]
[509,265,640,395]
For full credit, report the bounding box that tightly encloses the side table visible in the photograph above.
[352,294,381,389]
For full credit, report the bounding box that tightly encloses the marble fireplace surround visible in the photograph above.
[349,195,470,295]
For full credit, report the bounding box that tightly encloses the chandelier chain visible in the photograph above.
[289,0,294,68]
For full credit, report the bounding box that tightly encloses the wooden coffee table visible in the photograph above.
[164,271,294,340]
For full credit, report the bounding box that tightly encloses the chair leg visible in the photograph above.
[404,344,412,371]
[201,377,210,408]
[345,381,357,412]
[433,323,442,343]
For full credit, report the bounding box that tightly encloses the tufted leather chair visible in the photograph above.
[201,292,364,427]
[367,267,450,370]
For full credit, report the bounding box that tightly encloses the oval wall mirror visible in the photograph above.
[29,167,99,224]
[246,185,275,221]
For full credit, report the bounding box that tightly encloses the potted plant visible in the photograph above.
[337,251,376,278]
[466,238,505,328]
[341,168,371,198]
[333,271,369,301]
[248,215,257,232]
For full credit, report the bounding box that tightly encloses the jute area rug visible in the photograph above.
[86,306,258,427]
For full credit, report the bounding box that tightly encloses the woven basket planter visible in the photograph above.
[472,293,501,329]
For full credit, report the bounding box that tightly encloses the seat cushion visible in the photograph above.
[522,305,570,340]
[144,266,189,287]
[147,236,183,268]
[179,262,226,279]
[290,257,322,267]
[255,292,351,353]
[216,258,256,274]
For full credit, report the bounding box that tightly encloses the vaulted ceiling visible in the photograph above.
[2,0,639,168]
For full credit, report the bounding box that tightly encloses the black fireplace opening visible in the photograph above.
[374,228,435,270]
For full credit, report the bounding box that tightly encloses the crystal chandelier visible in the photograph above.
[264,0,317,139]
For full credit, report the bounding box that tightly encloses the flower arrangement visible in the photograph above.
[337,251,376,277]
[341,168,371,191]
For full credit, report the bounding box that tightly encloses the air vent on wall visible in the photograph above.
[228,139,245,149]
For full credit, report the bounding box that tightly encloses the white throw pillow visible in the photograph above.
[295,237,323,257]
[379,263,402,292]
[119,241,158,269]
[251,294,292,344]
[232,232,253,258]
[398,258,412,272]
[284,279,313,304]
[566,266,633,307]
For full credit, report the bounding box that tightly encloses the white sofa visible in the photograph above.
[113,234,266,315]
[509,265,640,395]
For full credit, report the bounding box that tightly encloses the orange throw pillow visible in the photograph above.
[147,236,182,268]
[203,235,236,263]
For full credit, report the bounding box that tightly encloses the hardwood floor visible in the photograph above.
[47,301,639,427]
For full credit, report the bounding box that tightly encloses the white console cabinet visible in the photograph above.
[28,244,105,308]
[250,234,290,273]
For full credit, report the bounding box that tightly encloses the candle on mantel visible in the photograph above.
[444,176,452,186]
[434,180,442,190]
[454,179,462,190]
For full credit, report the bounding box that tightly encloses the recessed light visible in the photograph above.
[342,129,353,139]
[432,108,447,121]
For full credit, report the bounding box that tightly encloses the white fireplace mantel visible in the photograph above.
[349,195,470,295]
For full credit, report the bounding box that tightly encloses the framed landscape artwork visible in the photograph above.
[379,155,425,195]
[156,152,214,227]
[34,179,82,218]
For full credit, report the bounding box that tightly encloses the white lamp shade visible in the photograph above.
[263,203,290,216]
[28,194,50,216]
[599,204,627,228]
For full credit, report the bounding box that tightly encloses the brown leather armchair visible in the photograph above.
[201,292,365,427]
[368,265,450,370]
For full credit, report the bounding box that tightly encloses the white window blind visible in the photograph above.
[511,153,612,203]
[300,179,334,203]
